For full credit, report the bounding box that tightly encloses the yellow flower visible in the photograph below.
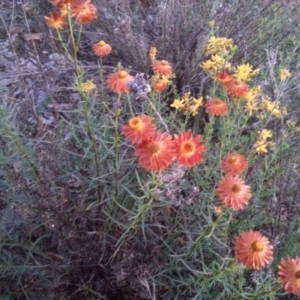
[193,96,203,107]
[234,64,259,82]
[244,86,261,102]
[186,104,199,116]
[258,129,273,140]
[287,120,296,128]
[170,99,185,110]
[279,68,291,81]
[79,80,97,93]
[255,141,268,155]
[254,140,275,155]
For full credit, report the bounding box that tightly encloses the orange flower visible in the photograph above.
[216,71,233,85]
[122,115,156,145]
[93,40,112,57]
[205,98,228,116]
[152,79,168,92]
[152,60,173,76]
[278,257,300,297]
[135,131,174,171]
[216,175,252,210]
[44,12,67,30]
[107,70,134,94]
[234,230,273,270]
[71,0,97,23]
[221,153,248,175]
[173,130,207,167]
[225,79,249,98]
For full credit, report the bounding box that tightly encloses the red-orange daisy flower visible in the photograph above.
[93,40,112,57]
[107,70,134,94]
[278,257,300,297]
[225,79,249,98]
[234,230,273,270]
[71,0,97,23]
[44,12,67,30]
[152,60,173,76]
[135,131,174,171]
[221,153,248,175]
[216,175,252,210]
[216,71,233,85]
[173,130,207,167]
[205,98,228,116]
[122,115,156,145]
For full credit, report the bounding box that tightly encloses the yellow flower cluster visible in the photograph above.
[205,37,237,56]
[201,55,231,73]
[79,80,97,93]
[201,37,236,74]
[286,120,300,132]
[242,88,287,119]
[254,129,275,155]
[234,64,260,82]
[261,97,287,118]
[170,93,203,116]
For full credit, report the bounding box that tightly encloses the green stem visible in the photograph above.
[81,94,101,202]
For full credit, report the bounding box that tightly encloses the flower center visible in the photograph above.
[181,141,195,156]
[79,4,89,14]
[228,157,237,164]
[161,60,168,66]
[129,117,142,130]
[118,71,128,79]
[148,142,160,155]
[251,241,264,252]
[215,99,223,105]
[295,271,300,279]
[99,40,106,46]
[231,184,241,193]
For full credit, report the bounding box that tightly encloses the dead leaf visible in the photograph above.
[23,33,46,42]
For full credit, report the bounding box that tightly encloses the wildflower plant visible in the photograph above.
[1,1,300,299]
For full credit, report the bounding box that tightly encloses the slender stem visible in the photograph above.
[112,94,122,207]
[145,95,169,132]
[81,94,101,202]
[67,13,80,75]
